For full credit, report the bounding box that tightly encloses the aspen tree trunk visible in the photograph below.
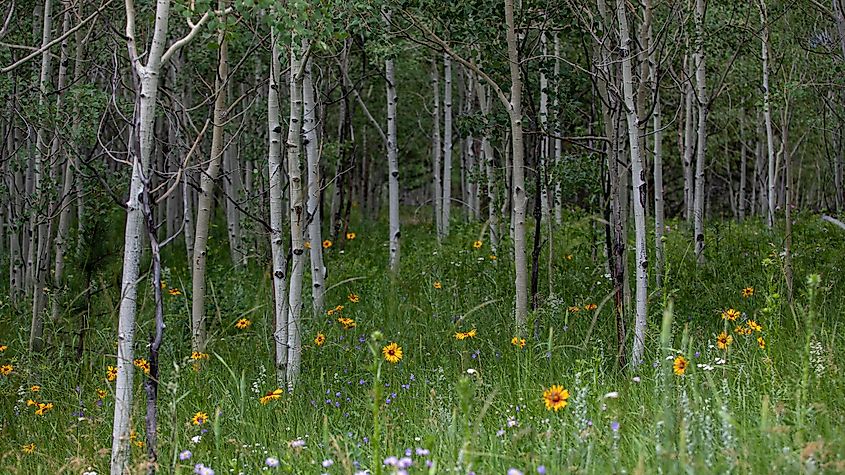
[191,13,228,352]
[442,54,453,238]
[386,15,401,272]
[475,82,498,251]
[165,64,180,238]
[268,28,289,386]
[28,0,54,353]
[304,45,326,315]
[553,34,562,225]
[692,0,707,264]
[504,0,528,335]
[431,59,443,240]
[739,112,747,220]
[650,25,665,289]
[782,95,793,301]
[759,0,776,229]
[285,37,306,389]
[616,0,649,368]
[682,52,695,222]
[539,30,550,220]
[222,83,244,267]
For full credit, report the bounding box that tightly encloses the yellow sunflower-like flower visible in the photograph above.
[741,287,754,298]
[382,342,403,364]
[433,281,442,289]
[466,328,477,338]
[335,305,344,312]
[511,336,526,349]
[322,240,333,249]
[721,308,741,321]
[543,384,569,411]
[327,308,335,316]
[716,331,733,350]
[747,320,762,332]
[133,358,150,374]
[757,337,766,349]
[584,303,597,311]
[0,345,8,351]
[348,293,360,303]
[314,333,326,346]
[338,317,356,330]
[96,388,107,399]
[191,352,209,361]
[260,389,284,405]
[489,255,497,261]
[235,318,252,330]
[26,399,37,407]
[107,365,118,382]
[191,411,209,425]
[1,364,13,376]
[473,240,483,249]
[35,402,53,415]
[455,331,467,341]
[346,232,357,240]
[568,306,581,313]
[30,385,40,392]
[673,355,689,375]
[168,288,182,296]
[21,443,35,454]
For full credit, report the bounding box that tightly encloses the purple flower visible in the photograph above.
[398,457,413,469]
[610,421,620,432]
[193,464,214,475]
[409,374,415,381]
[384,456,399,466]
[537,466,547,474]
[507,469,524,475]
[415,448,430,456]
[322,459,334,468]
[359,379,367,385]
[266,457,279,468]
[179,450,192,461]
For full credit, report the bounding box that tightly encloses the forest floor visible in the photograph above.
[2,210,845,474]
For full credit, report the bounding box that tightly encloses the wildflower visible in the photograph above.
[757,337,766,349]
[133,358,150,374]
[235,318,251,330]
[266,457,280,468]
[489,255,497,260]
[289,439,306,449]
[348,293,360,303]
[314,333,326,346]
[567,306,580,313]
[0,345,7,351]
[179,450,192,460]
[584,303,597,311]
[673,355,689,376]
[741,287,754,298]
[433,281,442,289]
[716,332,733,350]
[338,317,356,330]
[22,443,35,454]
[168,288,182,296]
[747,320,762,332]
[511,336,526,349]
[734,326,751,336]
[35,402,54,415]
[96,389,107,399]
[260,389,283,405]
[193,463,214,475]
[26,399,37,407]
[473,240,483,249]
[1,364,13,375]
[322,459,334,468]
[466,328,477,338]
[191,352,209,361]
[346,232,357,240]
[382,342,403,364]
[334,305,344,312]
[30,385,40,392]
[543,384,569,411]
[322,240,333,249]
[191,411,209,425]
[107,365,117,381]
[304,241,311,249]
[721,308,740,321]
[190,435,202,444]
[566,254,573,260]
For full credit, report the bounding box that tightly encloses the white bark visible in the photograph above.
[431,58,443,239]
[553,33,562,225]
[442,54,453,237]
[682,51,696,222]
[648,8,664,290]
[616,0,649,368]
[692,0,707,264]
[304,44,326,315]
[386,15,400,272]
[539,30,550,220]
[759,0,776,228]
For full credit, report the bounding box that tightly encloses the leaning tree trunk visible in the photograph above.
[304,44,326,315]
[386,12,401,272]
[442,54,453,238]
[616,0,649,368]
[267,28,289,386]
[431,58,443,240]
[191,15,228,353]
[692,0,708,265]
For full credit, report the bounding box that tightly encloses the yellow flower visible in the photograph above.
[716,331,733,350]
[96,389,107,399]
[322,240,333,249]
[455,331,467,340]
[335,305,344,312]
[0,345,8,351]
[107,365,117,382]
[543,385,569,411]
[734,326,751,336]
[304,241,311,249]
[741,287,754,298]
[21,443,35,454]
[568,306,580,313]
[160,281,167,289]
[337,317,356,330]
[30,385,40,392]
[584,303,597,311]
[133,358,150,374]
[235,318,252,330]
[35,402,53,415]
[348,293,360,303]
[346,232,357,240]
[191,411,209,425]
[134,440,145,448]
[747,320,762,332]
[473,240,483,249]
[488,255,497,261]
[673,355,689,375]
[168,288,182,296]
[327,308,335,316]
[26,399,37,407]
[466,328,477,338]
[565,254,573,260]
[721,308,740,321]
[757,336,766,349]
[382,342,403,364]
[260,389,284,405]
[511,336,526,349]
[314,333,326,346]
[433,281,442,289]
[1,364,13,376]
[191,352,209,361]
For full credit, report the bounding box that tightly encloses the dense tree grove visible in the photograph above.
[2,0,845,473]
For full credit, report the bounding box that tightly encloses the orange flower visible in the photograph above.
[346,232,357,240]
[322,240,333,249]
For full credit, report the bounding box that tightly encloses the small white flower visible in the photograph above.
[603,391,619,399]
[466,368,477,375]
[632,376,641,383]
[191,435,202,444]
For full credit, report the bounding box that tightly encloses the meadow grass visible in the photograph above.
[1,210,845,474]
